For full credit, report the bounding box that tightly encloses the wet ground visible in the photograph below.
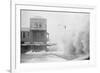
[21,50,89,63]
[21,52,67,63]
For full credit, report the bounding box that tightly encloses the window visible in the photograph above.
[23,32,25,38]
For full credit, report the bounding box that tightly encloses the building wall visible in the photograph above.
[30,18,47,29]
[30,17,47,43]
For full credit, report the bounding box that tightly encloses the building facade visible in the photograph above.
[21,17,48,53]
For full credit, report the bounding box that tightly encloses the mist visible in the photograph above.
[21,10,90,60]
